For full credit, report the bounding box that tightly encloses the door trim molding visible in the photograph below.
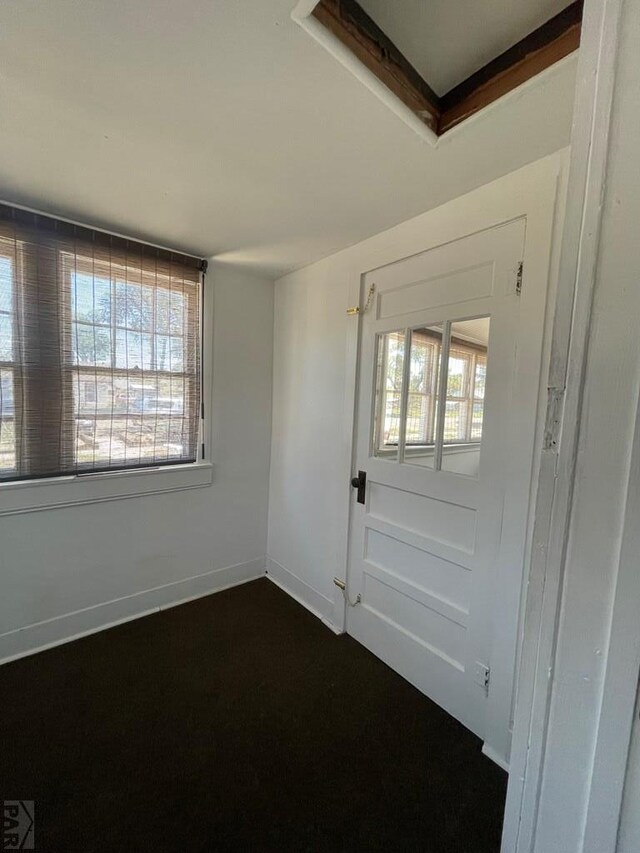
[502,0,625,851]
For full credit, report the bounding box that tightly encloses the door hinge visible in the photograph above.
[474,661,490,695]
[515,261,524,294]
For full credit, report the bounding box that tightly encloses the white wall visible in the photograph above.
[267,254,349,623]
[267,151,567,631]
[0,264,274,661]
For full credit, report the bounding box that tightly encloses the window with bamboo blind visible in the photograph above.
[0,205,205,482]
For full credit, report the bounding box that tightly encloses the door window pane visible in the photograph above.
[441,317,490,476]
[403,324,444,469]
[371,316,490,476]
[373,330,405,460]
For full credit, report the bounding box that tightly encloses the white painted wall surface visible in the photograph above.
[0,264,274,661]
[266,258,347,624]
[267,152,567,633]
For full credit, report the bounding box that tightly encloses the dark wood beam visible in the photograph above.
[311,0,583,137]
[312,0,440,132]
[438,1,583,133]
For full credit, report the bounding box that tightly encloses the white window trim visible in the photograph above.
[0,461,213,517]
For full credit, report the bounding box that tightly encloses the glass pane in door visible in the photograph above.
[372,330,405,460]
[403,324,444,468]
[441,317,490,476]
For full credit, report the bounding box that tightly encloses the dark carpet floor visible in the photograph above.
[0,578,507,852]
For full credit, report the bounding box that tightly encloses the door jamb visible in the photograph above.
[501,0,625,850]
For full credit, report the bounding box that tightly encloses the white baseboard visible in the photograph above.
[0,557,266,665]
[482,742,510,773]
[265,557,337,631]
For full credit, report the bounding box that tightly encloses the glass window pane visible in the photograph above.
[72,322,112,366]
[0,369,16,473]
[73,373,189,467]
[156,289,185,334]
[74,416,190,468]
[403,325,443,469]
[115,281,154,331]
[0,315,13,361]
[115,329,153,370]
[373,330,405,460]
[471,401,485,442]
[441,317,490,477]
[443,399,469,443]
[71,273,112,324]
[155,335,184,372]
[474,356,487,400]
[0,257,12,313]
[73,373,186,418]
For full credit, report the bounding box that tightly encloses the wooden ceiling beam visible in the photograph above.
[439,1,583,133]
[312,0,440,132]
[311,0,583,137]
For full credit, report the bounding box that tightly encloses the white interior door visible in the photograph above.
[347,218,545,762]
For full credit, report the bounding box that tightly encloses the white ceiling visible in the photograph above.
[451,317,491,346]
[0,1,576,278]
[358,0,572,94]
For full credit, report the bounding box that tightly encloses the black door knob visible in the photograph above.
[351,470,367,504]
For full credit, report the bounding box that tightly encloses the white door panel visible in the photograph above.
[347,218,542,758]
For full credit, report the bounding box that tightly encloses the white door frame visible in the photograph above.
[501,0,632,849]
[332,0,632,848]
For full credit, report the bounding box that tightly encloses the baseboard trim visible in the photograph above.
[482,742,510,773]
[265,557,337,630]
[0,557,266,665]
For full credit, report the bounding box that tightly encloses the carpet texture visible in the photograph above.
[0,578,507,852]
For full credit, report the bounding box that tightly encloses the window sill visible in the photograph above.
[0,462,213,517]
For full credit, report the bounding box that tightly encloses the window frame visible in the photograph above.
[0,244,212,516]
